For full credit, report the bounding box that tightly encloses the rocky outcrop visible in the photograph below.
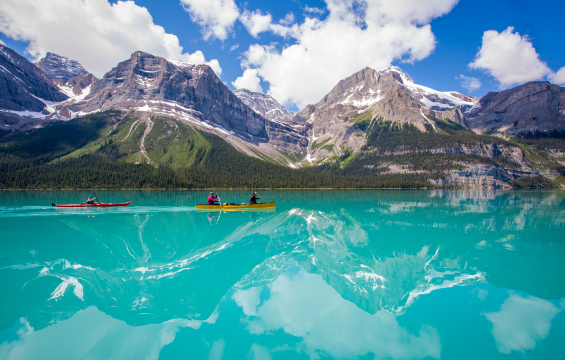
[441,107,469,128]
[233,88,296,123]
[35,52,88,81]
[57,73,98,97]
[0,45,69,132]
[0,45,68,112]
[467,81,565,135]
[430,143,526,165]
[35,52,99,101]
[370,142,526,166]
[428,164,540,189]
[35,52,89,80]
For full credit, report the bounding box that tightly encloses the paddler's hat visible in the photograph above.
[210,192,213,195]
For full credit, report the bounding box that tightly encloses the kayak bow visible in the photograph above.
[52,201,133,208]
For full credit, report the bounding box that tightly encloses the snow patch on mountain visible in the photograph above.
[385,67,476,110]
[58,84,91,101]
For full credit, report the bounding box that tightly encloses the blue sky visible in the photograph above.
[1,0,564,111]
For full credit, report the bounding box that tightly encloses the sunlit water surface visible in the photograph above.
[1,190,564,360]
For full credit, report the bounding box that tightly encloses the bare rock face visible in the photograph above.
[440,107,470,128]
[57,73,98,96]
[59,51,307,162]
[35,52,98,101]
[35,52,89,80]
[233,88,309,154]
[35,52,99,105]
[0,46,68,112]
[295,66,476,164]
[0,45,69,132]
[233,88,296,123]
[425,143,527,165]
[467,81,565,135]
[428,164,540,189]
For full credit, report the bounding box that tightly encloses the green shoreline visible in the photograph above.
[3,187,563,191]
[0,187,430,191]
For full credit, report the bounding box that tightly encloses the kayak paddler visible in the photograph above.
[85,195,99,205]
[207,192,220,205]
[249,192,262,204]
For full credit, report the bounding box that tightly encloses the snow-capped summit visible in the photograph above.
[233,88,296,123]
[36,52,89,81]
[294,66,473,164]
[383,67,476,111]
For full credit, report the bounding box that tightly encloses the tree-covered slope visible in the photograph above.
[0,111,435,189]
[1,110,563,189]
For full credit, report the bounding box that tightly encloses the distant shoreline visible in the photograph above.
[0,187,426,191]
[0,187,559,191]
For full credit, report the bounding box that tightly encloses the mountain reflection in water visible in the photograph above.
[0,190,564,359]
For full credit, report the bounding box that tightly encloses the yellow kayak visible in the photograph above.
[195,202,276,211]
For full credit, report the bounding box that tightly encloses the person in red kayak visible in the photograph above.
[86,195,99,205]
[207,192,220,205]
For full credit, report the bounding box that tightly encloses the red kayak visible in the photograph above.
[52,202,132,208]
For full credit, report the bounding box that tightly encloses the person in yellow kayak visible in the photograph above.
[85,195,99,205]
[249,192,263,204]
[207,192,220,205]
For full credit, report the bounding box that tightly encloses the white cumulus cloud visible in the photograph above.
[232,69,263,93]
[304,6,325,15]
[240,10,273,38]
[239,0,460,109]
[0,0,222,78]
[469,27,552,88]
[180,0,239,41]
[279,13,296,26]
[549,67,565,85]
[457,75,482,92]
[240,10,298,39]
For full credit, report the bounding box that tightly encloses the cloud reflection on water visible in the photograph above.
[485,293,563,354]
[234,268,441,360]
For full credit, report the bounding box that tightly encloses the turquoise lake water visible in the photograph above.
[0,190,564,359]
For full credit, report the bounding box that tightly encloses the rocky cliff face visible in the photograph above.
[0,45,69,131]
[294,66,476,164]
[372,142,527,166]
[35,52,89,80]
[233,88,296,123]
[35,52,99,102]
[58,51,307,162]
[56,73,98,97]
[466,81,565,135]
[428,164,541,189]
[0,46,69,110]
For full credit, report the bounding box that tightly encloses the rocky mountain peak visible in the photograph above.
[233,88,296,123]
[36,52,89,80]
[55,51,308,164]
[380,66,477,111]
[466,81,565,135]
[0,45,68,130]
[293,66,478,165]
